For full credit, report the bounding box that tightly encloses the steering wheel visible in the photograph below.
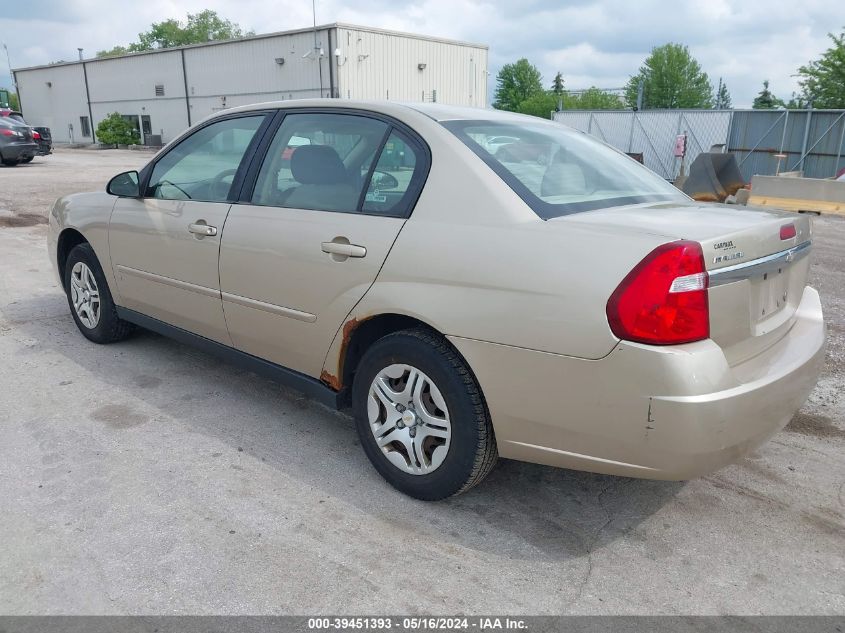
[155,179,191,200]
[209,169,238,200]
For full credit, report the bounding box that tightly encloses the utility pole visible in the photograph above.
[2,43,15,93]
[311,0,323,97]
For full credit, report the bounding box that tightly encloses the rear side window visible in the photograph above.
[362,131,419,216]
[251,112,389,213]
[442,119,687,219]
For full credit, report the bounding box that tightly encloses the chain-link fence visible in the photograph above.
[552,109,845,182]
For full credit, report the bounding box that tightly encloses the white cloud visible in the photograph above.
[1,0,842,106]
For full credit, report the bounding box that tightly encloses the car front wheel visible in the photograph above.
[64,243,134,344]
[352,328,498,500]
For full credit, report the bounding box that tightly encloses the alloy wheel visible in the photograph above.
[69,261,101,329]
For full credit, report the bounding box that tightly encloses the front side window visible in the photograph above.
[251,112,388,213]
[443,119,688,219]
[147,115,265,202]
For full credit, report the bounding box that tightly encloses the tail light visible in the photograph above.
[0,129,16,137]
[32,130,41,140]
[780,223,796,240]
[606,240,709,345]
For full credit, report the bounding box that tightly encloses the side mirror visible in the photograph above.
[107,170,140,197]
[371,170,399,190]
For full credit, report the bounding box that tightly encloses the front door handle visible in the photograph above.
[188,222,218,237]
[321,241,367,258]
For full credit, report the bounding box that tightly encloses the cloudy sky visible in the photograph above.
[1,0,843,107]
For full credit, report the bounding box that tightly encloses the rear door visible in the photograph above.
[109,113,270,344]
[218,110,428,377]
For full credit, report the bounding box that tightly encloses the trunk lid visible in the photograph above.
[562,202,813,364]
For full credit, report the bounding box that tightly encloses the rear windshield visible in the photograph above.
[442,119,688,219]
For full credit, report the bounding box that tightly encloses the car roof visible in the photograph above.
[221,99,554,125]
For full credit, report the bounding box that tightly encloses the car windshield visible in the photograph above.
[442,119,688,219]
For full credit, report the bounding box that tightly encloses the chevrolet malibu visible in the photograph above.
[48,101,826,500]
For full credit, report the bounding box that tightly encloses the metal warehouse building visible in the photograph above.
[13,23,488,145]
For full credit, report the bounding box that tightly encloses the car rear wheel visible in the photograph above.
[352,328,497,500]
[1,158,17,166]
[64,243,134,344]
[20,156,33,164]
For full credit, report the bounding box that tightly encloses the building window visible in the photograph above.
[155,84,165,97]
[80,116,91,138]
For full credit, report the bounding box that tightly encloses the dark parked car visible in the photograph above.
[0,108,26,124]
[0,109,51,160]
[32,127,53,156]
[0,117,38,166]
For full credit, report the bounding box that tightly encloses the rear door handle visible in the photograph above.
[188,222,218,237]
[321,242,367,258]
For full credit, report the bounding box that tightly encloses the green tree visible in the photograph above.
[515,92,558,118]
[752,80,784,109]
[551,71,565,96]
[572,87,624,110]
[97,10,254,57]
[9,92,18,110]
[785,92,809,109]
[715,82,732,109]
[494,58,543,111]
[95,113,140,145]
[624,43,713,109]
[796,27,845,108]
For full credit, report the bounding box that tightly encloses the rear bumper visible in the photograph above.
[449,286,825,480]
[1,142,38,161]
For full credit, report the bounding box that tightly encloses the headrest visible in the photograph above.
[290,145,347,185]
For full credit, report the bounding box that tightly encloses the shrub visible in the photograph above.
[95,113,140,145]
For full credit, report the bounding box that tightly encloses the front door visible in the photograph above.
[109,113,269,344]
[219,111,427,377]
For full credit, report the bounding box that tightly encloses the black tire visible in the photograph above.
[1,158,17,166]
[20,156,34,164]
[352,328,498,500]
[64,243,134,344]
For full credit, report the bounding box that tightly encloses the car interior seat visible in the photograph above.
[283,145,359,212]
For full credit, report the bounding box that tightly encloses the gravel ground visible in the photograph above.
[0,149,842,615]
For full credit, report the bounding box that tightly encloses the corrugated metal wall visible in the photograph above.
[184,29,332,123]
[86,50,188,144]
[554,109,845,182]
[14,25,488,145]
[335,27,487,106]
[14,65,91,143]
[553,110,731,180]
[728,110,845,181]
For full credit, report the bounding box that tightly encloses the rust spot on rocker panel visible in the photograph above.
[320,370,342,391]
[320,317,365,391]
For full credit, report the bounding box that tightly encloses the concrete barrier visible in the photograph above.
[748,175,845,215]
